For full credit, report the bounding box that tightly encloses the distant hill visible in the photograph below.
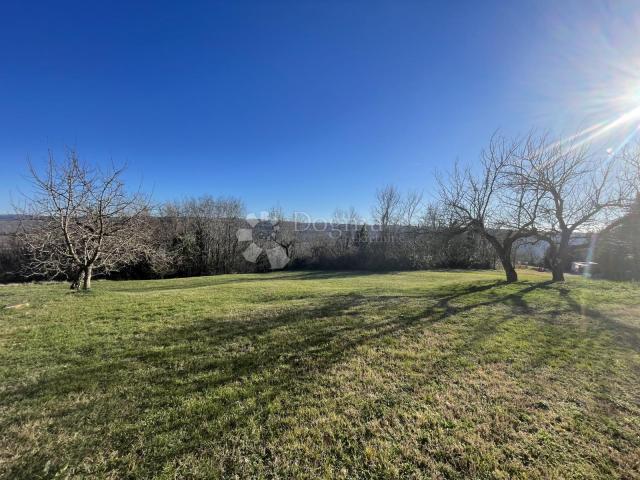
[0,215,22,237]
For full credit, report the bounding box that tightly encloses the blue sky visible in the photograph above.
[1,0,639,218]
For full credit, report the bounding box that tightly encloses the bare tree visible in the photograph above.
[402,190,423,226]
[332,206,362,227]
[214,197,245,272]
[372,185,402,242]
[332,206,362,237]
[621,142,640,200]
[162,196,245,275]
[438,134,541,282]
[515,134,627,281]
[268,205,296,262]
[17,150,151,290]
[331,206,363,256]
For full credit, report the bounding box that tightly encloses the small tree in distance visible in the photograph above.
[18,149,152,290]
[372,185,403,243]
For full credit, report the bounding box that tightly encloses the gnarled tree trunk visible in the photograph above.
[487,236,519,283]
[70,269,85,290]
[548,232,569,282]
[551,263,565,282]
[82,266,93,290]
[500,254,518,283]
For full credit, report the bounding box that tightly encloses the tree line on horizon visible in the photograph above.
[0,130,639,289]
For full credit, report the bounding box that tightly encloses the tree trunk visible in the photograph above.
[486,234,518,283]
[551,232,570,282]
[551,263,565,282]
[70,269,84,290]
[499,254,518,283]
[82,266,92,290]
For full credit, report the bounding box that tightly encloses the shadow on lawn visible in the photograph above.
[108,270,381,293]
[2,277,637,477]
[557,286,640,351]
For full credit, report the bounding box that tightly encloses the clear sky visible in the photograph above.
[1,0,640,219]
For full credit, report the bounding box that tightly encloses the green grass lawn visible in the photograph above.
[1,270,639,479]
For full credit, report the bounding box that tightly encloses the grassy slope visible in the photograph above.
[0,270,639,479]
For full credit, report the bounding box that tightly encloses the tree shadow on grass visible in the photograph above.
[107,270,382,293]
[556,286,640,352]
[2,277,636,478]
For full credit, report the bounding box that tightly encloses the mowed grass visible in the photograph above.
[1,271,639,479]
